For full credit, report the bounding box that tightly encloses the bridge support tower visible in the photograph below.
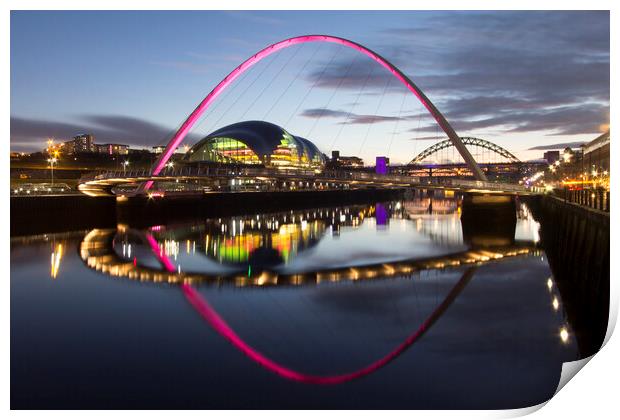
[460,194,517,247]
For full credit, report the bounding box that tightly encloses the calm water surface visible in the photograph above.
[11,197,580,409]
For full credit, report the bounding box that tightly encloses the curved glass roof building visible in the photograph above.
[185,121,326,171]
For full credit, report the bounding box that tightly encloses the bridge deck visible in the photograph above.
[78,167,536,197]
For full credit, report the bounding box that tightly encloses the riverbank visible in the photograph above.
[527,194,610,357]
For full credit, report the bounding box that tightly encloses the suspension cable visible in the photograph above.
[192,65,252,135]
[262,43,322,122]
[357,73,392,156]
[284,44,338,128]
[387,88,408,159]
[205,52,279,134]
[240,45,301,121]
[411,110,422,164]
[329,57,374,152]
[306,48,355,140]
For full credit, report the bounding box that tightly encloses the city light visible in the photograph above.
[47,157,58,186]
[563,152,571,163]
[50,243,63,279]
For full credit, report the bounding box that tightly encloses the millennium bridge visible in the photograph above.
[75,35,538,199]
[78,166,534,197]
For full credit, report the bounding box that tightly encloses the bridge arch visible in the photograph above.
[410,137,521,165]
[142,34,487,192]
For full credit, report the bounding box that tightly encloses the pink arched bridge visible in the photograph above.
[139,34,487,193]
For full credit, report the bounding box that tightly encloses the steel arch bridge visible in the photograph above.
[410,137,520,165]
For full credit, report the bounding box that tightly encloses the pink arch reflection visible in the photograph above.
[145,232,474,384]
[143,34,481,191]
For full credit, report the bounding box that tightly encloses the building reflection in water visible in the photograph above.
[92,196,554,283]
[114,204,377,273]
[515,202,541,244]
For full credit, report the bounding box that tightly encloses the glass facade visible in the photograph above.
[270,132,300,168]
[187,137,261,165]
[185,121,326,171]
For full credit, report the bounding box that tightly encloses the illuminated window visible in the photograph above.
[188,137,261,165]
[270,132,300,168]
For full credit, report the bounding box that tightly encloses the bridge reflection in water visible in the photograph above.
[76,197,549,384]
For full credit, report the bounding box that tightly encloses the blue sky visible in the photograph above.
[10,10,609,163]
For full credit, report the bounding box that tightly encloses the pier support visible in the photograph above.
[460,194,516,247]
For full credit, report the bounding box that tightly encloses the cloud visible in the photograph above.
[300,107,424,125]
[409,135,446,141]
[303,11,609,138]
[300,101,606,138]
[10,115,202,152]
[300,108,350,119]
[411,103,609,136]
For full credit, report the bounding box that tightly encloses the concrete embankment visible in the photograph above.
[11,195,117,236]
[10,189,405,236]
[460,194,517,247]
[527,194,610,357]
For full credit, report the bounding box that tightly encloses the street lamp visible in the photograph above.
[47,157,57,186]
[122,160,130,175]
[563,151,571,163]
[166,161,174,173]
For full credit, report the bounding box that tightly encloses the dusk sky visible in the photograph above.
[10,10,610,163]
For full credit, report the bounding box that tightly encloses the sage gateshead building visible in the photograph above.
[184,121,327,171]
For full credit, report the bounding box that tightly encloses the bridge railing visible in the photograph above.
[81,167,423,185]
[11,182,74,196]
[80,166,533,194]
[554,187,610,212]
[439,178,529,193]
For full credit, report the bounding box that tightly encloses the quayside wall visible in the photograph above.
[10,189,405,236]
[10,195,117,237]
[527,194,610,358]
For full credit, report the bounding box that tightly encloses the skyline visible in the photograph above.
[10,10,610,163]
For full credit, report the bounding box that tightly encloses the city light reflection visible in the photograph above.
[50,243,64,279]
